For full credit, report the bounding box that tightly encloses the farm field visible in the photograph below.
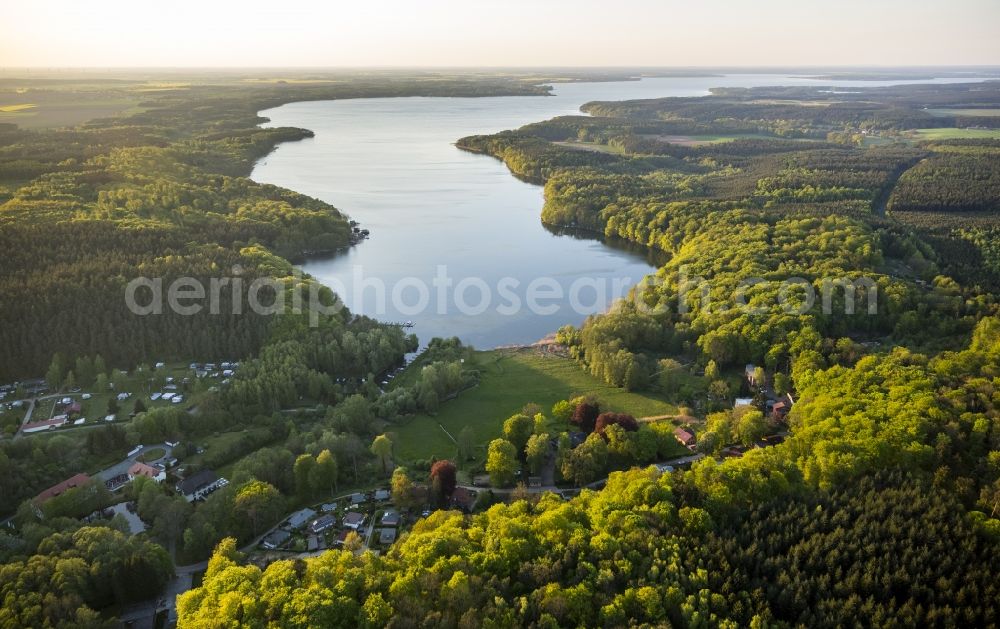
[389,348,681,463]
[925,108,1000,117]
[910,127,1000,140]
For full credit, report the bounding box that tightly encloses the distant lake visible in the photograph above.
[252,74,985,349]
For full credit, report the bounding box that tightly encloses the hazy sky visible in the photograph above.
[2,0,999,67]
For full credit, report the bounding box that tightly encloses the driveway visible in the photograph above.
[97,444,174,481]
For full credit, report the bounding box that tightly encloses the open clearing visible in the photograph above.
[642,133,776,146]
[389,348,679,463]
[0,99,144,128]
[925,108,1000,117]
[911,128,1000,141]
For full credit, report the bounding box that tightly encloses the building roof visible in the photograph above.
[310,514,336,532]
[379,528,397,544]
[263,529,291,547]
[22,417,67,432]
[343,512,365,527]
[380,511,401,526]
[287,508,318,529]
[128,462,161,479]
[34,473,91,503]
[176,469,219,496]
[673,427,696,445]
[374,489,390,501]
[451,487,476,510]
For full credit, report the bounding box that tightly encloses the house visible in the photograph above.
[262,529,291,550]
[734,397,754,408]
[176,469,227,502]
[310,514,336,534]
[320,502,337,513]
[34,473,91,504]
[380,511,401,527]
[129,462,166,483]
[286,508,318,530]
[771,400,789,419]
[378,528,397,545]
[374,488,390,501]
[349,492,366,505]
[22,417,68,433]
[334,529,353,545]
[451,487,476,513]
[150,393,162,401]
[673,427,696,448]
[161,393,175,401]
[343,512,365,530]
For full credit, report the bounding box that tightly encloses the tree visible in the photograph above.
[552,399,574,422]
[233,480,284,539]
[391,467,415,509]
[486,439,518,487]
[704,359,720,381]
[133,398,147,415]
[430,460,457,505]
[525,433,550,475]
[773,372,790,396]
[46,353,66,390]
[456,426,476,463]
[294,453,316,497]
[594,412,639,436]
[311,449,338,495]
[561,433,608,486]
[107,397,120,415]
[570,401,600,433]
[371,434,393,475]
[736,409,767,446]
[503,413,534,452]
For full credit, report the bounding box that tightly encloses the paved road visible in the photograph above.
[97,444,175,482]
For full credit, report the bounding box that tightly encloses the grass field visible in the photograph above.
[911,128,1000,140]
[925,108,1000,117]
[389,348,681,463]
[0,97,144,128]
[0,104,37,113]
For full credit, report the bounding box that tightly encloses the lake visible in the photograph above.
[252,74,983,349]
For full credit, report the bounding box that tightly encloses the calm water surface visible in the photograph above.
[252,74,983,348]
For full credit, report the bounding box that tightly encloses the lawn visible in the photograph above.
[911,128,1000,141]
[138,447,166,463]
[389,348,680,463]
